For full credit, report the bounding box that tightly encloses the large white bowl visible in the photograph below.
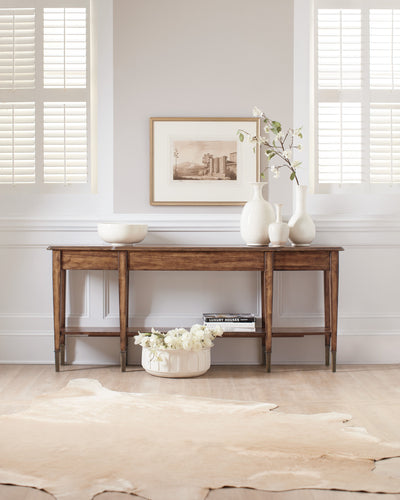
[97,223,148,245]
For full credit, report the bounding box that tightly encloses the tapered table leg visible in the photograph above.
[330,252,339,372]
[324,270,331,367]
[60,269,66,365]
[118,251,129,372]
[264,253,274,373]
[260,271,266,365]
[52,250,61,372]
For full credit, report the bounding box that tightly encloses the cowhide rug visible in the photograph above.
[0,378,399,500]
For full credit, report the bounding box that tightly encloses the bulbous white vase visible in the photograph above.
[288,185,316,246]
[268,203,289,247]
[240,182,275,246]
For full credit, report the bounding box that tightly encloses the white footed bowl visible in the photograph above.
[97,223,148,245]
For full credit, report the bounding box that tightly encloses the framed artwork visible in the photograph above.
[150,117,260,205]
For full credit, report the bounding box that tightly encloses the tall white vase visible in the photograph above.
[240,182,275,246]
[288,185,316,246]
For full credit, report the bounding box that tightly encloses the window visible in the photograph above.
[0,1,89,186]
[315,0,400,189]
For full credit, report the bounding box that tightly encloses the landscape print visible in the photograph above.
[172,140,237,181]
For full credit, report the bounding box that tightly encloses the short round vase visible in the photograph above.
[268,203,289,247]
[288,185,316,246]
[141,347,211,378]
[240,182,275,246]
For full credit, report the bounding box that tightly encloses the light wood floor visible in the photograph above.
[0,363,399,500]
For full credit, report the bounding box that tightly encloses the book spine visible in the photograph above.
[204,322,256,331]
[203,317,255,323]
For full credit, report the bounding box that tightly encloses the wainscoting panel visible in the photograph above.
[0,217,399,365]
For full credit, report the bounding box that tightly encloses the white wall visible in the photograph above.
[113,0,294,213]
[0,0,399,367]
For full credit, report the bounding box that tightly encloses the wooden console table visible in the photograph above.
[49,245,343,373]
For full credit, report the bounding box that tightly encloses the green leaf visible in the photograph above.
[298,132,303,139]
[239,133,244,142]
[290,171,296,181]
[271,121,282,133]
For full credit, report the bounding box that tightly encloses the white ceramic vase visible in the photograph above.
[141,347,211,378]
[240,182,275,246]
[288,185,316,246]
[268,203,289,247]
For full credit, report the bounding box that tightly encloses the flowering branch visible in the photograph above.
[238,106,303,185]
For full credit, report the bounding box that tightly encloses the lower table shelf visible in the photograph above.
[59,325,333,370]
[61,326,331,338]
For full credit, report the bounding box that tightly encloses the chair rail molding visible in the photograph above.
[1,214,400,235]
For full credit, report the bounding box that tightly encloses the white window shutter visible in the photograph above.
[317,9,362,90]
[44,102,87,183]
[0,9,35,90]
[44,8,87,89]
[370,104,400,183]
[0,1,89,187]
[0,102,35,183]
[318,102,362,183]
[315,2,400,188]
[370,9,400,90]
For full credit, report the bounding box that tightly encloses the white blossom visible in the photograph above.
[240,106,303,184]
[252,106,264,118]
[134,324,223,352]
[271,166,280,179]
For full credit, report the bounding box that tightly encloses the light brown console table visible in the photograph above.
[49,245,343,373]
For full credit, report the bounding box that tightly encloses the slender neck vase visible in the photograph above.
[295,185,307,212]
[275,203,283,223]
[288,185,316,246]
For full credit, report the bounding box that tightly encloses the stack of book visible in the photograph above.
[203,313,256,332]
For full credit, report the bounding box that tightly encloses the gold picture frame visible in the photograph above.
[150,117,260,206]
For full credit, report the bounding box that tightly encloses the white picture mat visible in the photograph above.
[151,119,259,205]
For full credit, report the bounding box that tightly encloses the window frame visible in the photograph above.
[312,0,400,195]
[0,0,92,193]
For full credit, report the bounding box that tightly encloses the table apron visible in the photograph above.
[61,251,119,270]
[273,251,331,270]
[128,250,265,271]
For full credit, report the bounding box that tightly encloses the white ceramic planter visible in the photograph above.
[141,347,211,378]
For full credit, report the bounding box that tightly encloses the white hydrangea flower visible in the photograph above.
[134,324,224,352]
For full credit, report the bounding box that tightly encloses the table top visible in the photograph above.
[48,244,344,252]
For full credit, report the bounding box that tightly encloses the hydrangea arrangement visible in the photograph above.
[238,106,303,184]
[134,324,223,354]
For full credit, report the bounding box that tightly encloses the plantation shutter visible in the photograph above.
[0,102,35,183]
[0,1,89,186]
[315,0,400,187]
[0,9,35,90]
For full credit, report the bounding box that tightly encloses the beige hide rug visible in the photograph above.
[0,379,399,500]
